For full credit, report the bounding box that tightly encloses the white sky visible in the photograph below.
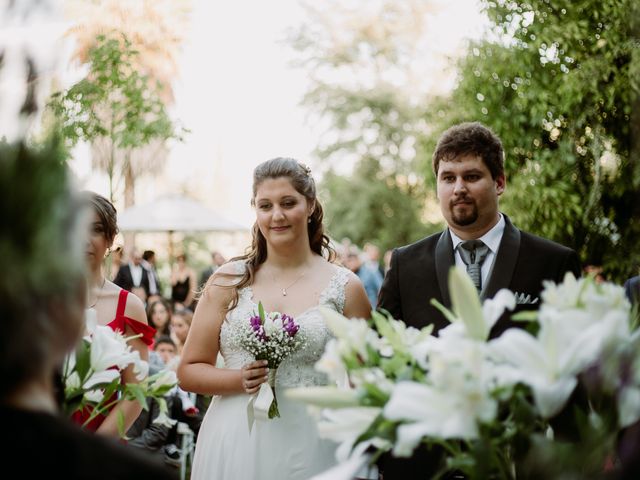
[69,0,488,228]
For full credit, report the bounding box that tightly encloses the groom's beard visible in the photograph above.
[450,197,478,226]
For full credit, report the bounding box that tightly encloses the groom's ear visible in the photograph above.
[495,174,506,196]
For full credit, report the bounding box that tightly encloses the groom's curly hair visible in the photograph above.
[432,121,505,179]
[212,157,335,310]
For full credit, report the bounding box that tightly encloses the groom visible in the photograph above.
[377,121,581,478]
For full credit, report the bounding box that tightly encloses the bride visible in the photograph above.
[178,158,371,479]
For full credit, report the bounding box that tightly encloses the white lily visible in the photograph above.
[317,407,381,457]
[320,307,376,362]
[439,267,515,341]
[310,441,378,480]
[618,386,640,428]
[130,351,149,381]
[315,339,348,384]
[83,369,120,389]
[84,388,104,403]
[90,325,136,372]
[384,380,497,456]
[151,369,178,389]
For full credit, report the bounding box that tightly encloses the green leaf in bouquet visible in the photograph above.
[511,310,538,322]
[359,382,391,407]
[380,355,412,380]
[258,301,266,324]
[353,412,396,449]
[148,382,175,397]
[371,310,399,341]
[431,298,458,324]
[74,339,92,381]
[116,411,126,438]
[449,267,486,340]
[100,379,121,400]
[364,342,380,366]
[62,394,85,417]
[125,383,148,409]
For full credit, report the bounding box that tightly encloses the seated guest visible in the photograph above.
[624,274,640,305]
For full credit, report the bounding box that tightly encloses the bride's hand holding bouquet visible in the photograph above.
[234,302,305,427]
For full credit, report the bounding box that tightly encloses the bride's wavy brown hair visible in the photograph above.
[210,157,335,311]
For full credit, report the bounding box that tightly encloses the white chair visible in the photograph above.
[176,421,195,480]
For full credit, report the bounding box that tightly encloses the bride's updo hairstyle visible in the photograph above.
[219,157,335,310]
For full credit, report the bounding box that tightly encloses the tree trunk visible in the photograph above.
[123,152,135,254]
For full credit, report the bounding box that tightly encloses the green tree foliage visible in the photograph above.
[424,0,639,281]
[49,33,183,205]
[321,159,436,254]
[290,1,440,251]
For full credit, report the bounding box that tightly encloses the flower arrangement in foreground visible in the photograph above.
[230,302,304,426]
[287,268,640,479]
[62,309,178,435]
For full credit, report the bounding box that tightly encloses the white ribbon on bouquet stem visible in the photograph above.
[247,368,277,432]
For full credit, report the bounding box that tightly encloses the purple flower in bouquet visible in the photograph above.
[282,314,299,337]
[235,302,305,420]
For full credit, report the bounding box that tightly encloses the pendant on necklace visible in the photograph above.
[282,289,287,296]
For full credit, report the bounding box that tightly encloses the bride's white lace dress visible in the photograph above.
[191,261,350,480]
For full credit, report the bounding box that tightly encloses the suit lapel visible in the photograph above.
[435,230,454,306]
[482,214,521,300]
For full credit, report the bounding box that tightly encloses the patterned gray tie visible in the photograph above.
[458,240,490,292]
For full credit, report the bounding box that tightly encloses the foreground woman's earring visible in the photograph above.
[308,217,312,223]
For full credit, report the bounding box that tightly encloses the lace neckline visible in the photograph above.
[243,265,343,319]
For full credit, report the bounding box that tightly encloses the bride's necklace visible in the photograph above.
[87,277,106,309]
[268,267,308,297]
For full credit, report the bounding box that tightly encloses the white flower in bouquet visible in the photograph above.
[62,309,177,433]
[287,268,640,479]
[232,301,305,423]
[490,274,633,418]
[385,334,498,456]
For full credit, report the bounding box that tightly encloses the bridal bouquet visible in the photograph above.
[62,309,178,435]
[234,302,304,424]
[288,268,640,479]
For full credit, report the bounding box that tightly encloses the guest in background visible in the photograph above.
[126,354,176,461]
[624,273,640,305]
[170,253,197,310]
[170,307,194,356]
[113,248,151,303]
[383,249,393,275]
[345,249,383,308]
[147,298,173,348]
[363,242,385,278]
[199,250,226,290]
[142,249,162,303]
[108,245,123,281]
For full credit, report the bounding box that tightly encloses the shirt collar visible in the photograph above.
[449,213,505,254]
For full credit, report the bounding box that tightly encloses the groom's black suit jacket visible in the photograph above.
[377,214,581,479]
